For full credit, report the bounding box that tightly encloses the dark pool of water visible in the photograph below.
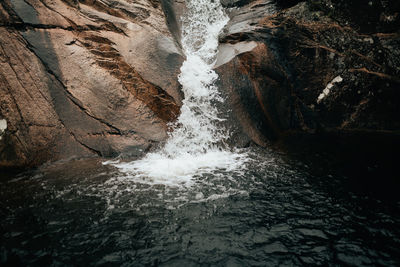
[1,146,399,266]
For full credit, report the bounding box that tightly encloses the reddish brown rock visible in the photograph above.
[0,0,183,168]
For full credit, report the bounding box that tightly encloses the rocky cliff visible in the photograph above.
[0,0,182,168]
[1,0,399,168]
[217,0,400,146]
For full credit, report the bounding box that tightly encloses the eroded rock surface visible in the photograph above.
[217,0,400,146]
[0,0,183,168]
[1,0,399,168]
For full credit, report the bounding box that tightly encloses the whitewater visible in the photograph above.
[107,0,248,185]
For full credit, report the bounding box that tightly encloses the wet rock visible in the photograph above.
[217,0,400,146]
[161,0,187,47]
[2,0,399,167]
[0,0,183,168]
[216,42,291,146]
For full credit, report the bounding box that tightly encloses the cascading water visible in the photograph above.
[3,1,400,266]
[110,0,247,185]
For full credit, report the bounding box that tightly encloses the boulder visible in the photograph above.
[0,0,183,168]
[216,0,400,146]
[2,0,399,168]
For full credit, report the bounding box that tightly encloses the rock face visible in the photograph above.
[0,0,183,168]
[1,0,399,168]
[216,0,400,146]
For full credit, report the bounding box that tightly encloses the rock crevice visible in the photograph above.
[0,0,183,168]
[1,0,399,168]
[217,0,400,146]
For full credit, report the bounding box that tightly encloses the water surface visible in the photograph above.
[1,146,399,266]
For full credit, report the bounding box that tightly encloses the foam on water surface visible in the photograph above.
[111,150,247,186]
[106,0,247,185]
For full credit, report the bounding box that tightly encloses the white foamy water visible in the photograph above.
[107,0,247,185]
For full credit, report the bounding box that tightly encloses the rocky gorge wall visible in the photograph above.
[216,0,400,146]
[1,0,399,168]
[0,0,183,168]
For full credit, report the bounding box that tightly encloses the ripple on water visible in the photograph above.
[1,149,400,266]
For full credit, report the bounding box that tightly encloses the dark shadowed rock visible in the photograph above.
[216,0,400,146]
[1,0,399,168]
[161,0,187,48]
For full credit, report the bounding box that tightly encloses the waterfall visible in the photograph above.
[110,0,247,185]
